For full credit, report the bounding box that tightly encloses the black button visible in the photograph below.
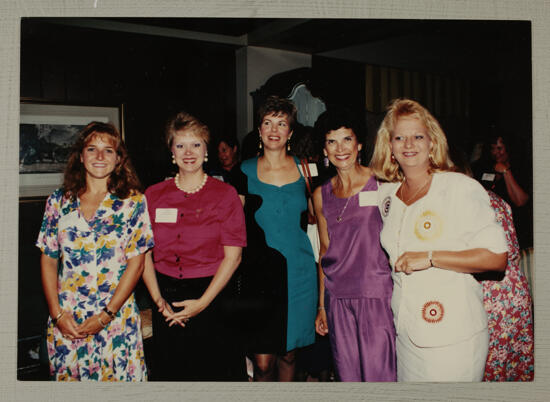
[180,213,184,217]
[179,274,183,278]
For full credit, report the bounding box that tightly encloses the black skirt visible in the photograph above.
[150,272,247,381]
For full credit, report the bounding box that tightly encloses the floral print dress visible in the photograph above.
[36,189,154,381]
[483,191,534,381]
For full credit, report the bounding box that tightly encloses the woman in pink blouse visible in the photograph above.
[143,111,247,381]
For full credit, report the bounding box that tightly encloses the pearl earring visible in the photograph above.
[204,152,208,163]
[287,139,291,152]
[324,156,329,168]
[258,136,263,150]
[172,154,176,165]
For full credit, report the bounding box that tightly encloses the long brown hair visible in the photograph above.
[63,121,142,199]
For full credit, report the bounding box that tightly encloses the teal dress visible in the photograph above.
[237,157,317,353]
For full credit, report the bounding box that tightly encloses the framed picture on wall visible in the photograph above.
[19,102,122,197]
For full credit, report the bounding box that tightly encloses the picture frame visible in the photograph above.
[19,102,122,197]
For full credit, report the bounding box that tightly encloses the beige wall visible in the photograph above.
[236,46,311,141]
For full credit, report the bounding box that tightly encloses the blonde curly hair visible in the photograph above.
[370,98,454,182]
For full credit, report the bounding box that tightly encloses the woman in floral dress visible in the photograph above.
[36,121,154,381]
[483,191,534,381]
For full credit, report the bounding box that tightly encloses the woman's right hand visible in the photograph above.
[155,296,175,319]
[315,308,329,336]
[56,312,86,340]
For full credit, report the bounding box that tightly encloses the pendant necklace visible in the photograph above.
[399,175,431,205]
[336,194,353,223]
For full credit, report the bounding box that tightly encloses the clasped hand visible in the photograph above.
[156,297,207,327]
[56,312,109,340]
[394,251,431,275]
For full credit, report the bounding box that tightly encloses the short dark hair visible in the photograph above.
[314,108,361,140]
[257,95,297,131]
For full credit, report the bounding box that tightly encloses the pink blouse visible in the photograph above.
[145,176,246,279]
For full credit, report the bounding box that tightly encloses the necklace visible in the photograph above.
[336,195,353,223]
[174,172,207,194]
[399,174,431,205]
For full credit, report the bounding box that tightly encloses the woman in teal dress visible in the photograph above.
[233,96,317,381]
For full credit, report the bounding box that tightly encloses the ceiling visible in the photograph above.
[39,17,530,77]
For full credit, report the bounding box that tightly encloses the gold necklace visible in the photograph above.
[399,175,431,204]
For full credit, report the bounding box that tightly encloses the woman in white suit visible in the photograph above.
[370,98,508,381]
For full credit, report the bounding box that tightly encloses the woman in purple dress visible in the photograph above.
[312,110,396,381]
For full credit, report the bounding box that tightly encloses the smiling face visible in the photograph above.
[490,137,509,164]
[258,112,292,152]
[390,116,432,172]
[171,129,207,174]
[217,141,237,169]
[80,133,119,181]
[324,127,362,170]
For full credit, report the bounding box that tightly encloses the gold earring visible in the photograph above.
[287,139,291,152]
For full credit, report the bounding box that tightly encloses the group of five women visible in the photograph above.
[37,95,533,382]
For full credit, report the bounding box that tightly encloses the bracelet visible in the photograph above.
[103,306,116,320]
[318,306,325,310]
[97,315,108,328]
[428,250,433,267]
[52,310,64,325]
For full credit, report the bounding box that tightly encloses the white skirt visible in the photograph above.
[397,328,488,382]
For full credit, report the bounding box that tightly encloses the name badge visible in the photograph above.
[298,163,319,177]
[212,175,224,182]
[359,191,378,206]
[482,173,495,182]
[155,208,177,223]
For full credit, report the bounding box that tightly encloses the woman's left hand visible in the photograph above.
[394,251,431,275]
[168,299,207,327]
[75,313,110,337]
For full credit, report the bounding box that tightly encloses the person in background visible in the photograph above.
[473,132,532,250]
[142,111,247,381]
[313,109,396,381]
[482,191,534,381]
[210,136,241,185]
[452,154,534,382]
[232,95,317,381]
[218,137,239,173]
[371,98,507,381]
[37,121,154,381]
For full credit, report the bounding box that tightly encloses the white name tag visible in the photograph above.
[482,173,495,182]
[359,191,378,206]
[155,208,178,223]
[298,163,318,177]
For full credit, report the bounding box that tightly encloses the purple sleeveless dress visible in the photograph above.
[321,175,396,381]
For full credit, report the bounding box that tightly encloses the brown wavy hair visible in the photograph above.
[63,121,142,200]
[257,95,297,131]
[370,98,454,182]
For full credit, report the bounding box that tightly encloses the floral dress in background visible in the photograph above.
[483,191,534,381]
[36,189,154,381]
